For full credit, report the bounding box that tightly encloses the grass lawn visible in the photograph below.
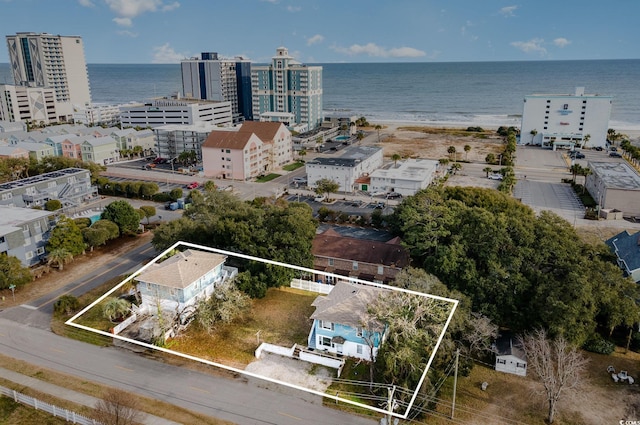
[283,162,305,172]
[255,173,281,182]
[0,394,67,425]
[169,287,317,367]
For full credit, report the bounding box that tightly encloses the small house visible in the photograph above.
[493,334,527,377]
[307,281,387,361]
[135,249,234,316]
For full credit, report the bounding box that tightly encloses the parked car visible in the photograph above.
[186,182,199,189]
[570,152,585,159]
[386,192,402,199]
[594,146,604,151]
[610,146,618,152]
[488,173,503,180]
[609,152,622,158]
[292,177,307,185]
[314,195,326,202]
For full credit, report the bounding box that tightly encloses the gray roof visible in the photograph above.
[308,145,382,168]
[316,224,393,242]
[310,281,386,328]
[0,206,54,236]
[606,230,640,275]
[589,161,640,190]
[83,135,117,147]
[136,249,226,289]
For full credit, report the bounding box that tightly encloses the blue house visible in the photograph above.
[136,249,233,316]
[606,230,640,283]
[307,281,387,361]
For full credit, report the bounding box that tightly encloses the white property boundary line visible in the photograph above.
[66,240,459,420]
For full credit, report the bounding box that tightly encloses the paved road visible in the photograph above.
[0,318,376,425]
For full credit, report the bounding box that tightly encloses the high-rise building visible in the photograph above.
[181,52,253,122]
[520,87,612,149]
[6,32,91,121]
[251,47,322,131]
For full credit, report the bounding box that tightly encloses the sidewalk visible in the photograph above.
[0,367,180,425]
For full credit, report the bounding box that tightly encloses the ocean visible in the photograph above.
[1,60,639,130]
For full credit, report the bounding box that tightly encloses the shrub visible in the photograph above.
[45,199,62,211]
[53,295,80,316]
[152,192,172,202]
[583,335,615,355]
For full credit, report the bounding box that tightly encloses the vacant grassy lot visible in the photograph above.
[169,287,317,367]
[283,161,305,171]
[255,173,281,182]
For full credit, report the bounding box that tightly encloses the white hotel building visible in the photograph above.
[119,97,233,129]
[369,159,439,196]
[520,87,612,149]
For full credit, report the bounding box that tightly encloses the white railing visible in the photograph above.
[111,313,137,335]
[0,385,100,424]
[290,278,333,294]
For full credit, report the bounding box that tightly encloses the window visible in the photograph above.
[353,262,358,271]
[517,362,526,369]
[320,320,334,331]
[0,236,4,244]
[497,359,506,365]
[320,336,332,347]
[25,251,34,260]
[328,258,334,266]
[378,265,384,275]
[563,104,569,110]
[356,344,363,355]
[356,327,363,337]
[36,247,45,255]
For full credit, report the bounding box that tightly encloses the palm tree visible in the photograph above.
[103,297,131,322]
[391,153,401,167]
[578,167,592,193]
[464,144,471,161]
[298,149,307,161]
[581,134,591,149]
[447,146,457,161]
[450,163,462,174]
[483,167,493,177]
[47,248,73,271]
[374,125,382,143]
[570,163,582,184]
[530,129,538,144]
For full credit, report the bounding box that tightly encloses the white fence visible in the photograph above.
[290,278,333,294]
[0,385,99,424]
[111,313,137,335]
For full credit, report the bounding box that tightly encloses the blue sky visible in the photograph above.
[1,0,638,64]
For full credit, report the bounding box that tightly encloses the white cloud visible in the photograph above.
[306,34,324,46]
[499,5,518,17]
[104,0,180,26]
[113,17,133,27]
[152,43,188,63]
[553,37,571,48]
[287,5,300,12]
[331,43,426,58]
[510,38,547,55]
[78,0,95,7]
[117,30,138,37]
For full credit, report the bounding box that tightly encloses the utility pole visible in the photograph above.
[385,385,396,425]
[451,348,460,419]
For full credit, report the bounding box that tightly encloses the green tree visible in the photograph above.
[203,180,217,192]
[53,294,80,316]
[139,205,156,225]
[47,216,85,256]
[578,167,592,193]
[82,226,109,251]
[101,200,140,236]
[196,280,250,333]
[139,182,159,199]
[374,124,382,143]
[483,167,493,177]
[103,297,131,322]
[447,145,457,161]
[0,253,32,289]
[530,129,538,144]
[91,219,120,241]
[169,188,183,201]
[485,153,496,164]
[315,178,340,201]
[464,144,471,160]
[391,153,401,167]
[298,149,307,161]
[44,199,62,211]
[47,248,74,271]
[582,134,591,148]
[450,163,462,174]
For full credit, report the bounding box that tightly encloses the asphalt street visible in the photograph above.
[0,318,377,425]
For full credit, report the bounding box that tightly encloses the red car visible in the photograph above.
[186,182,199,190]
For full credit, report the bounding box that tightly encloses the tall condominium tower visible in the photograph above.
[181,52,253,122]
[6,32,92,120]
[251,47,322,130]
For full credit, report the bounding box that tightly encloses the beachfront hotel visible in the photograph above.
[119,96,233,129]
[5,32,92,121]
[181,52,253,123]
[520,87,612,149]
[251,47,323,132]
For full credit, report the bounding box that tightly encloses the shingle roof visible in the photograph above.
[310,281,386,328]
[238,121,283,142]
[136,249,226,289]
[312,228,410,267]
[606,230,640,275]
[202,130,256,150]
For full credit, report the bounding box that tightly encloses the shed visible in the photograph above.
[493,334,527,377]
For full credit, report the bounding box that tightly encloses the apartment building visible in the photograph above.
[251,47,323,130]
[306,146,384,192]
[0,167,98,209]
[181,52,253,122]
[0,206,55,267]
[119,97,232,129]
[0,84,59,124]
[6,32,91,120]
